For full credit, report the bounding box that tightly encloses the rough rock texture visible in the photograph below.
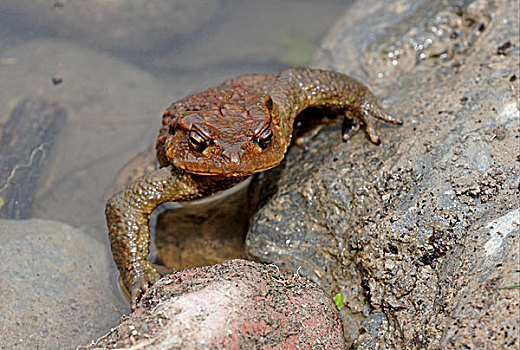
[82,259,346,349]
[246,0,519,348]
[0,0,227,52]
[0,219,127,349]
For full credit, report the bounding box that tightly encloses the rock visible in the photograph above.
[154,180,252,272]
[82,259,346,349]
[0,98,66,219]
[0,219,127,349]
[1,0,226,52]
[246,0,519,348]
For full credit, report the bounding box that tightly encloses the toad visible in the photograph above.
[105,67,402,309]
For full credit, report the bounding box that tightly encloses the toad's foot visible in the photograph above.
[358,102,403,144]
[342,106,402,144]
[122,262,162,310]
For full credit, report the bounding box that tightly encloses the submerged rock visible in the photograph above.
[1,0,227,52]
[0,219,127,349]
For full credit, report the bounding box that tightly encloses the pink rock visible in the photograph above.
[87,259,346,349]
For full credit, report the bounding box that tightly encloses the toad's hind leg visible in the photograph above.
[358,101,402,144]
[341,110,362,142]
[269,67,402,146]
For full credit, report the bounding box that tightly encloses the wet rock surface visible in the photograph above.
[149,1,350,74]
[0,219,127,349]
[154,180,252,272]
[82,259,346,349]
[247,0,519,348]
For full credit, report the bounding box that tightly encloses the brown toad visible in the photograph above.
[105,67,402,309]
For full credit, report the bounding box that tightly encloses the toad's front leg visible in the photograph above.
[105,165,201,309]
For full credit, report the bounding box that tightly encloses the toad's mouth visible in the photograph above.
[176,161,280,177]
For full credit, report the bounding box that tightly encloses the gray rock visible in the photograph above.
[150,1,351,73]
[247,0,519,348]
[360,313,388,337]
[356,313,389,349]
[0,219,127,349]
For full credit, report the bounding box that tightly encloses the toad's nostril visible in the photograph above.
[230,153,240,164]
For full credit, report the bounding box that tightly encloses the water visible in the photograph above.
[0,1,351,347]
[0,0,351,239]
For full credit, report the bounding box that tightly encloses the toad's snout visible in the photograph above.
[220,147,246,165]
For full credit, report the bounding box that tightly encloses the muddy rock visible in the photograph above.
[1,0,227,52]
[0,219,127,349]
[247,0,519,348]
[154,180,252,272]
[82,259,346,349]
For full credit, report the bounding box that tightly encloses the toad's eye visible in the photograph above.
[188,129,208,153]
[255,127,273,150]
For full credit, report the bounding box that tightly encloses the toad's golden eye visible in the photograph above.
[255,126,273,150]
[188,129,208,153]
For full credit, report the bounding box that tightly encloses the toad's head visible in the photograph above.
[159,86,286,177]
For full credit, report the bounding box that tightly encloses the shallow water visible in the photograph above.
[0,4,352,344]
[0,0,351,241]
[0,2,353,346]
